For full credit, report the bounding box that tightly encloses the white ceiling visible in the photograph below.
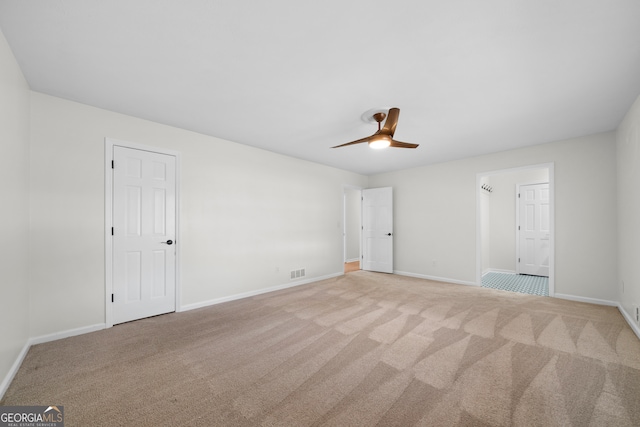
[1,1,639,175]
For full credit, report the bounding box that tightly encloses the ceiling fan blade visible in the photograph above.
[390,140,419,149]
[331,136,371,148]
[380,108,400,136]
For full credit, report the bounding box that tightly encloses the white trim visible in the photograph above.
[554,293,618,307]
[343,192,346,262]
[477,164,553,178]
[0,342,30,400]
[180,272,343,312]
[548,165,555,297]
[618,304,640,340]
[345,258,360,263]
[343,184,363,271]
[476,163,555,297]
[483,269,517,276]
[29,324,106,345]
[1,323,106,399]
[104,138,182,327]
[394,270,478,287]
[105,140,113,326]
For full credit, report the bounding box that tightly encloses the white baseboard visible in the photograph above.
[618,304,640,340]
[554,293,618,307]
[29,323,106,346]
[345,258,359,263]
[1,323,106,400]
[394,270,478,287]
[179,272,343,312]
[483,269,517,276]
[0,341,30,400]
[556,297,640,340]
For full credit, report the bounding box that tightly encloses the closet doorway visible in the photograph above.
[343,186,362,273]
[476,163,555,297]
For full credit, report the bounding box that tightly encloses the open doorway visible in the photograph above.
[476,163,555,297]
[343,186,362,274]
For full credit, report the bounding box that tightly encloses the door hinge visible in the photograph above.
[518,225,520,230]
[111,160,114,169]
[518,258,521,263]
[111,293,114,303]
[518,193,520,198]
[111,227,114,236]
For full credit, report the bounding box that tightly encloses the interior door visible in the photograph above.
[362,187,393,273]
[112,146,176,324]
[518,183,550,276]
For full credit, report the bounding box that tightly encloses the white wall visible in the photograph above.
[28,92,367,337]
[369,132,618,301]
[0,30,30,393]
[486,168,549,273]
[344,188,361,262]
[617,92,640,329]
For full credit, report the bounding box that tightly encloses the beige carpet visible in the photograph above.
[2,272,640,426]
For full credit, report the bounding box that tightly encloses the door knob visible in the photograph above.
[161,240,173,245]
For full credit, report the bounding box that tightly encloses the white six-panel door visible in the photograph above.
[112,146,176,324]
[362,187,393,273]
[518,183,550,277]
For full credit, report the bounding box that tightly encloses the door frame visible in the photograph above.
[475,162,555,297]
[343,185,363,269]
[515,181,550,276]
[104,138,182,328]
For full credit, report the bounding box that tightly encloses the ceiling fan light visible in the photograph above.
[369,135,391,149]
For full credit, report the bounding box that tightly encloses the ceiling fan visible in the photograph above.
[332,108,419,150]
